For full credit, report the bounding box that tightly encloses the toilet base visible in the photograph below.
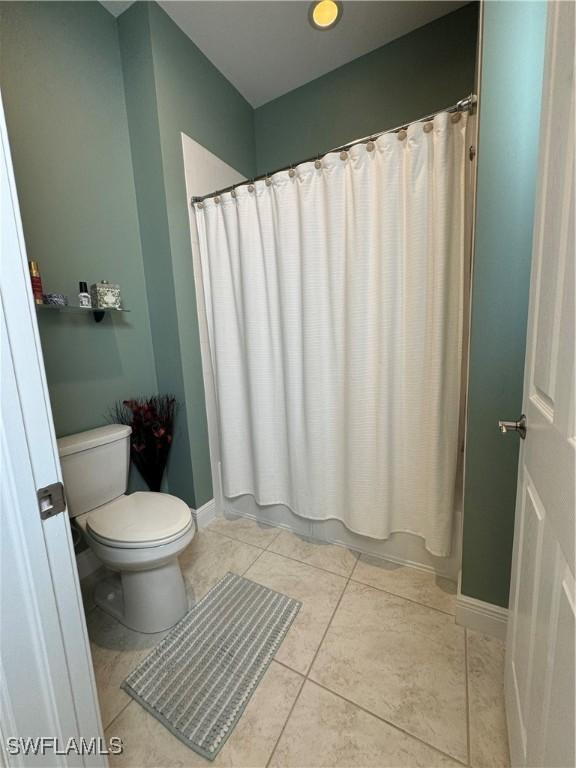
[94,558,189,634]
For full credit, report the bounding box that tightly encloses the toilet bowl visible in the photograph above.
[76,491,194,633]
[58,425,195,633]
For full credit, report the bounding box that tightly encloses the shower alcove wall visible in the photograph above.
[184,123,475,581]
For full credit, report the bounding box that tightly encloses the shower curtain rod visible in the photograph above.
[191,94,477,204]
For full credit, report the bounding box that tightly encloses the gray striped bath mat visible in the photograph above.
[122,572,301,760]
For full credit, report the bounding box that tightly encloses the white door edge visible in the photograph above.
[1,90,105,766]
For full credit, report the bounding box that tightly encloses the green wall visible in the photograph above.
[1,0,255,507]
[0,3,157,478]
[254,4,478,174]
[461,1,547,607]
[117,2,196,503]
[151,2,255,507]
[119,2,256,506]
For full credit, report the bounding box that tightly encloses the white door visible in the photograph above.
[504,2,575,767]
[0,95,105,766]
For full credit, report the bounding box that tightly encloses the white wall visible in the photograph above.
[182,132,245,199]
[182,131,245,519]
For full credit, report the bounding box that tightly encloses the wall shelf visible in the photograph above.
[36,303,130,323]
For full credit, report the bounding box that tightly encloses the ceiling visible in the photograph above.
[100,1,468,107]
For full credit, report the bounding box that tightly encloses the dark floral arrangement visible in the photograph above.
[109,395,176,492]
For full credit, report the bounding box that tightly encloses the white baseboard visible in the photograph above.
[192,498,217,529]
[455,592,508,640]
[76,548,101,581]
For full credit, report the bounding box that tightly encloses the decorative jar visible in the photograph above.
[90,280,122,309]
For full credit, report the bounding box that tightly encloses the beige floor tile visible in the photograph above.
[468,630,510,767]
[87,608,165,729]
[310,581,467,763]
[244,551,347,675]
[352,556,457,614]
[107,661,303,768]
[179,529,262,603]
[270,681,460,768]
[268,529,359,577]
[207,514,281,549]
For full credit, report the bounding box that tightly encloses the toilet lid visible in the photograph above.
[85,492,192,546]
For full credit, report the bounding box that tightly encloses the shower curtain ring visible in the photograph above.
[288,164,296,178]
[314,153,322,170]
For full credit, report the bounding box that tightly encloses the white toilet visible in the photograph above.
[58,424,195,633]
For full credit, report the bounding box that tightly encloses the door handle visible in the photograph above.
[498,414,527,439]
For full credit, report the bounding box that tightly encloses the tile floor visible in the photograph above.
[84,516,510,768]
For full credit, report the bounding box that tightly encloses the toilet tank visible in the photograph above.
[57,424,132,518]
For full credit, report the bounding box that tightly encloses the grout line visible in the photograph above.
[349,575,457,618]
[465,627,472,766]
[264,527,362,572]
[209,519,355,581]
[349,551,361,581]
[103,699,133,734]
[241,547,267,576]
[208,519,457,617]
[304,569,353,675]
[265,542,355,766]
[266,558,467,768]
[260,546,358,579]
[264,528,283,551]
[271,658,306,678]
[252,518,468,767]
[208,520,458,613]
[308,678,469,768]
[204,519,283,553]
[202,526,269,552]
[265,672,306,768]
[227,517,457,583]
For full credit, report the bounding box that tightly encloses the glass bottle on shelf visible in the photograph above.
[78,281,92,308]
[28,261,44,305]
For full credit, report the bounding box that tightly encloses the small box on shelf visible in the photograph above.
[90,280,122,310]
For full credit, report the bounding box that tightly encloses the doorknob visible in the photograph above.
[498,414,527,439]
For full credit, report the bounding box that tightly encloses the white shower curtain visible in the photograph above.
[193,111,467,556]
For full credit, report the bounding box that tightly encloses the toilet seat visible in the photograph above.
[82,492,193,549]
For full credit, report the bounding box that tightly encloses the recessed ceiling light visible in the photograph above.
[309,0,343,31]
